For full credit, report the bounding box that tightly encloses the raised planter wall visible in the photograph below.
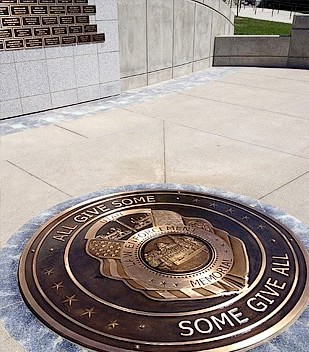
[214,15,309,69]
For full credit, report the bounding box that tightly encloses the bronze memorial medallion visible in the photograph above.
[18,190,309,351]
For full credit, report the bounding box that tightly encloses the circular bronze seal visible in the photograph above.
[18,190,309,351]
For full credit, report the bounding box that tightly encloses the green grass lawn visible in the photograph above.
[234,17,292,35]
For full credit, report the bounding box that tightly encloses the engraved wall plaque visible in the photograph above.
[82,5,95,14]
[0,28,12,38]
[34,27,50,36]
[11,5,29,15]
[0,7,9,16]
[1,17,21,26]
[31,5,48,14]
[42,16,58,25]
[77,33,90,43]
[59,15,73,24]
[0,0,105,50]
[67,5,81,14]
[22,16,40,26]
[18,190,309,352]
[14,27,32,37]
[25,37,42,48]
[40,0,56,4]
[44,36,59,46]
[51,26,67,35]
[61,35,76,45]
[5,38,23,48]
[84,24,97,33]
[75,15,88,24]
[92,33,105,42]
[49,5,65,14]
[68,25,82,34]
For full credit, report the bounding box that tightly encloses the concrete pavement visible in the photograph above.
[0,66,309,351]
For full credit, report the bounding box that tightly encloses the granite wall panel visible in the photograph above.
[194,4,212,61]
[173,0,195,66]
[147,0,173,72]
[118,0,147,78]
[0,63,20,101]
[47,57,77,92]
[0,0,120,119]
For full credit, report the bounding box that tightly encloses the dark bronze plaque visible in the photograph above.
[0,41,4,50]
[39,0,55,4]
[84,24,97,33]
[51,25,67,35]
[44,35,59,46]
[92,33,105,43]
[77,33,90,43]
[67,5,81,14]
[75,15,88,24]
[0,28,12,38]
[11,5,30,15]
[59,15,74,24]
[0,0,17,3]
[82,5,95,14]
[14,27,32,37]
[33,26,50,36]
[0,6,9,15]
[18,190,309,352]
[1,17,21,26]
[22,16,40,26]
[68,24,81,34]
[20,0,37,4]
[30,5,48,14]
[49,5,65,14]
[61,35,76,45]
[42,16,58,25]
[5,38,23,49]
[25,37,42,48]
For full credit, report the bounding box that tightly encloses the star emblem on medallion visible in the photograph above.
[43,268,54,276]
[62,295,78,306]
[258,224,266,230]
[52,282,64,290]
[209,203,217,208]
[107,320,119,329]
[82,308,96,318]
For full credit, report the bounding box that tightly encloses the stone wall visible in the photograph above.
[0,0,120,120]
[118,0,234,90]
[214,15,309,69]
[0,0,234,119]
